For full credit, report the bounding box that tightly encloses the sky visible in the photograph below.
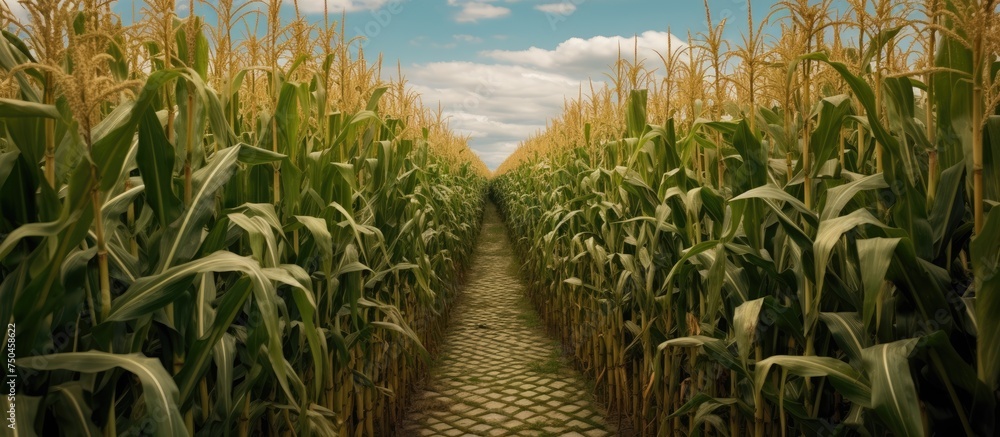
[3,0,849,170]
[339,0,774,169]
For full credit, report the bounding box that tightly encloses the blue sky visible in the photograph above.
[354,0,762,65]
[336,0,790,169]
[4,0,852,169]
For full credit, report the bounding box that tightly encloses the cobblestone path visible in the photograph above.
[400,204,614,437]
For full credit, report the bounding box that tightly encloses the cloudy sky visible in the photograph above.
[343,0,774,169]
[4,0,842,169]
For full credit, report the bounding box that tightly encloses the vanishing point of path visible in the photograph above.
[400,204,615,437]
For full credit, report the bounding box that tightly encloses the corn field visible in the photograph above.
[0,0,488,435]
[493,0,1000,435]
[4,0,1000,435]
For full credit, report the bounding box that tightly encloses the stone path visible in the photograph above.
[400,204,614,437]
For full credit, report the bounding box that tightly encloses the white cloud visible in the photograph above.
[469,140,523,170]
[534,2,576,15]
[449,1,510,23]
[405,30,688,170]
[404,61,584,169]
[482,30,688,79]
[296,0,394,14]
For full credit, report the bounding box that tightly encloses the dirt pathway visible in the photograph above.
[400,204,614,437]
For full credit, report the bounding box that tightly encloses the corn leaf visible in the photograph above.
[19,352,186,437]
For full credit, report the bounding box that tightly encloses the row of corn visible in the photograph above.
[492,0,1000,435]
[0,0,487,435]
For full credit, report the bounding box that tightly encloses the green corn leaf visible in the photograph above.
[237,143,286,165]
[0,216,73,261]
[915,331,996,436]
[985,116,1000,212]
[294,215,334,261]
[973,209,1000,391]
[109,251,265,322]
[861,340,924,436]
[228,214,280,267]
[857,238,900,332]
[91,69,183,192]
[175,277,252,409]
[933,15,972,170]
[814,209,887,325]
[626,89,649,139]
[0,31,41,101]
[754,355,872,408]
[158,145,240,272]
[661,335,749,380]
[860,27,903,74]
[667,392,738,419]
[212,334,237,418]
[820,173,887,221]
[136,106,181,227]
[809,95,854,177]
[928,162,966,259]
[18,352,186,437]
[819,312,870,368]
[731,185,819,230]
[0,99,60,119]
[50,382,100,437]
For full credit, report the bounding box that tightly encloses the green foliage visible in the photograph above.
[491,56,998,435]
[0,21,486,436]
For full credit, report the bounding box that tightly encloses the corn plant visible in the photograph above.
[0,2,486,436]
[492,0,1000,435]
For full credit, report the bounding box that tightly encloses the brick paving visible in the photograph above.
[400,204,614,437]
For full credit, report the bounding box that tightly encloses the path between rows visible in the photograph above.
[400,204,615,437]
